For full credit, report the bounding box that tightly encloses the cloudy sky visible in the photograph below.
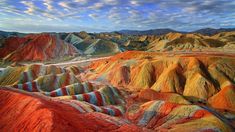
[0,0,235,33]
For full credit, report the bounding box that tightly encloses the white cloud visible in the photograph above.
[21,1,36,15]
[43,0,53,10]
[102,0,119,5]
[89,2,104,10]
[184,6,197,13]
[88,13,98,19]
[58,2,71,9]
[1,0,235,32]
[108,7,122,20]
[74,0,89,5]
[130,0,139,6]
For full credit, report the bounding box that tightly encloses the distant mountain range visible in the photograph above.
[117,28,181,36]
[0,30,26,38]
[1,28,235,62]
[1,28,235,37]
[117,28,235,36]
[193,28,235,36]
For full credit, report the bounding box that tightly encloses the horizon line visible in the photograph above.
[1,27,235,34]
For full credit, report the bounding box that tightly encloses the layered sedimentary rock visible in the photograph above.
[147,32,235,51]
[1,31,235,63]
[151,63,185,93]
[64,33,121,55]
[0,34,78,62]
[127,100,232,131]
[86,51,235,113]
[208,84,235,112]
[1,51,235,131]
[0,88,140,132]
[0,64,137,131]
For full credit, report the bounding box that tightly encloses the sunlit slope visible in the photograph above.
[0,88,140,132]
[86,51,235,112]
[0,57,234,131]
[127,100,232,131]
[0,34,78,62]
[148,32,235,51]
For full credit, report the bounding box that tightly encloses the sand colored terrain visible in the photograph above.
[86,51,235,113]
[148,31,235,52]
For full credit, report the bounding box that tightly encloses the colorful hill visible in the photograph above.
[0,88,140,131]
[127,100,232,131]
[147,32,232,51]
[64,32,121,55]
[1,31,235,63]
[0,64,136,131]
[0,54,235,131]
[63,31,235,53]
[0,29,235,131]
[0,34,78,62]
[86,51,235,110]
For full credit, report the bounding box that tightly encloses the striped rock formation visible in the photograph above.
[208,84,235,112]
[64,33,121,55]
[138,89,191,105]
[84,51,235,130]
[0,64,126,117]
[0,34,78,62]
[1,52,235,131]
[0,64,65,86]
[87,51,235,107]
[0,88,140,131]
[127,100,233,131]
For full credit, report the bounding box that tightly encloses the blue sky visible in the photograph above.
[0,0,235,33]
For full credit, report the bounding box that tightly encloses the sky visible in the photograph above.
[0,0,235,33]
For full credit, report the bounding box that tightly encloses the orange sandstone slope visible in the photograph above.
[0,62,234,131]
[86,51,235,111]
[0,34,78,62]
[0,64,139,131]
[208,84,235,112]
[0,37,28,58]
[127,99,232,132]
[0,88,140,132]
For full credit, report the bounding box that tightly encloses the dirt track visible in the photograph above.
[47,56,111,67]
